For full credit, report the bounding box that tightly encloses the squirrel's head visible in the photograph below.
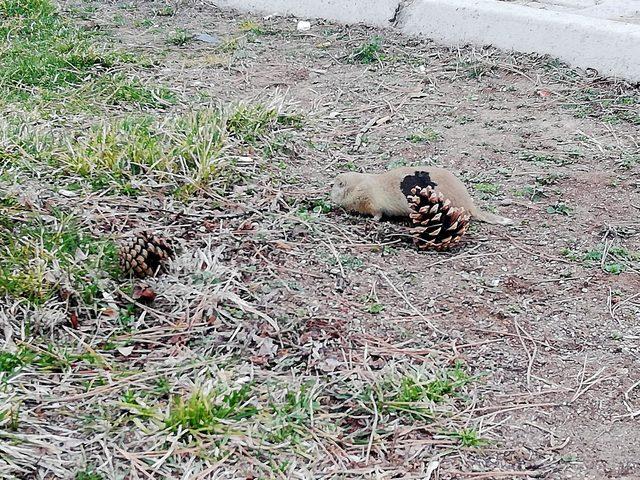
[330,172,366,206]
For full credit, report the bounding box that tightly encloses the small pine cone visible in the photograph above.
[407,186,470,251]
[119,231,174,278]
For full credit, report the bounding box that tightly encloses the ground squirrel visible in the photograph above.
[331,166,513,225]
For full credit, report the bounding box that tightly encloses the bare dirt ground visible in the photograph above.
[1,1,639,479]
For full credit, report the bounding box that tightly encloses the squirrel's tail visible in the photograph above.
[472,209,514,226]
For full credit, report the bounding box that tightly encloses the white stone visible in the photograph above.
[296,20,311,31]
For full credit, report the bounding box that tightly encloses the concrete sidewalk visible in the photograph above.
[212,0,640,82]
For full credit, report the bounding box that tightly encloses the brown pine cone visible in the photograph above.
[407,186,470,251]
[119,231,174,278]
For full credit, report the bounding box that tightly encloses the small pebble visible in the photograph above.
[297,20,311,31]
[194,33,220,45]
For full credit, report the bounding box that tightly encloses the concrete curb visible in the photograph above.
[212,0,399,27]
[212,0,640,82]
[400,0,640,82]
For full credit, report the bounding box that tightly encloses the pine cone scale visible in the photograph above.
[407,186,470,251]
[119,231,174,278]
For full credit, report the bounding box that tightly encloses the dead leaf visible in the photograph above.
[74,248,88,261]
[69,312,79,329]
[256,336,278,357]
[101,307,119,320]
[274,240,293,251]
[168,334,187,345]
[249,355,269,366]
[536,89,552,98]
[238,221,256,232]
[317,357,341,372]
[203,220,217,231]
[133,284,156,303]
[58,189,78,198]
[117,345,134,356]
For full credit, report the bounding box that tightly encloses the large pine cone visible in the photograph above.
[407,186,470,251]
[119,231,174,278]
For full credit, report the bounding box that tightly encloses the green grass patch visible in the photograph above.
[461,60,496,80]
[167,28,193,46]
[267,385,318,444]
[324,253,364,271]
[0,0,169,114]
[3,102,295,193]
[546,202,572,215]
[57,110,229,189]
[154,6,174,16]
[407,128,441,144]
[381,362,473,417]
[1,0,54,17]
[444,428,486,447]
[518,150,577,167]
[75,469,104,480]
[297,198,331,217]
[561,244,638,275]
[166,385,258,437]
[603,263,624,275]
[0,344,101,374]
[513,174,562,202]
[227,104,301,144]
[0,210,119,304]
[89,73,176,108]
[562,88,640,125]
[13,344,72,371]
[351,36,383,64]
[238,19,264,35]
[154,377,172,396]
[616,154,639,170]
[514,185,545,202]
[473,182,500,196]
[0,351,22,374]
[227,103,278,143]
[0,0,126,102]
[0,401,20,430]
[367,302,384,314]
